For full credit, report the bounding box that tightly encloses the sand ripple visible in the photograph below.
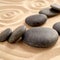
[0,0,25,4]
[0,6,28,27]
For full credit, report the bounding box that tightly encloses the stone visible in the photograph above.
[25,14,47,27]
[0,28,12,42]
[8,26,26,43]
[39,8,59,17]
[53,22,60,35]
[23,27,58,48]
[51,4,60,11]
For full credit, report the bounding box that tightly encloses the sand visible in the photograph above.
[0,0,60,60]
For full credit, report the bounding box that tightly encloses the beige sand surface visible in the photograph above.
[0,0,60,60]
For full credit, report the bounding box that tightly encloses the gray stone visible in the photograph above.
[25,14,47,27]
[23,27,58,48]
[39,8,59,17]
[8,26,26,43]
[51,4,60,11]
[53,22,60,35]
[0,28,12,42]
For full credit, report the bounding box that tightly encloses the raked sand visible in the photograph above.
[0,0,60,60]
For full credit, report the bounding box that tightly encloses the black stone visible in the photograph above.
[39,8,59,17]
[8,26,26,43]
[53,22,60,35]
[51,4,60,11]
[25,14,47,27]
[0,28,12,42]
[23,27,58,48]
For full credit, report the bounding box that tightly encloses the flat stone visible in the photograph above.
[8,26,26,43]
[23,27,58,48]
[51,4,60,11]
[53,22,60,35]
[25,14,47,27]
[0,28,12,42]
[39,8,59,17]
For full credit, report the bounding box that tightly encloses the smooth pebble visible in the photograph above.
[8,26,26,43]
[25,14,47,27]
[51,4,60,11]
[53,22,60,35]
[39,8,59,17]
[0,28,12,42]
[23,27,58,48]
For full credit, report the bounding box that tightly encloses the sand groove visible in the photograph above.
[0,6,28,27]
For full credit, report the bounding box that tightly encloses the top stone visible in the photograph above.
[39,8,59,17]
[51,4,60,11]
